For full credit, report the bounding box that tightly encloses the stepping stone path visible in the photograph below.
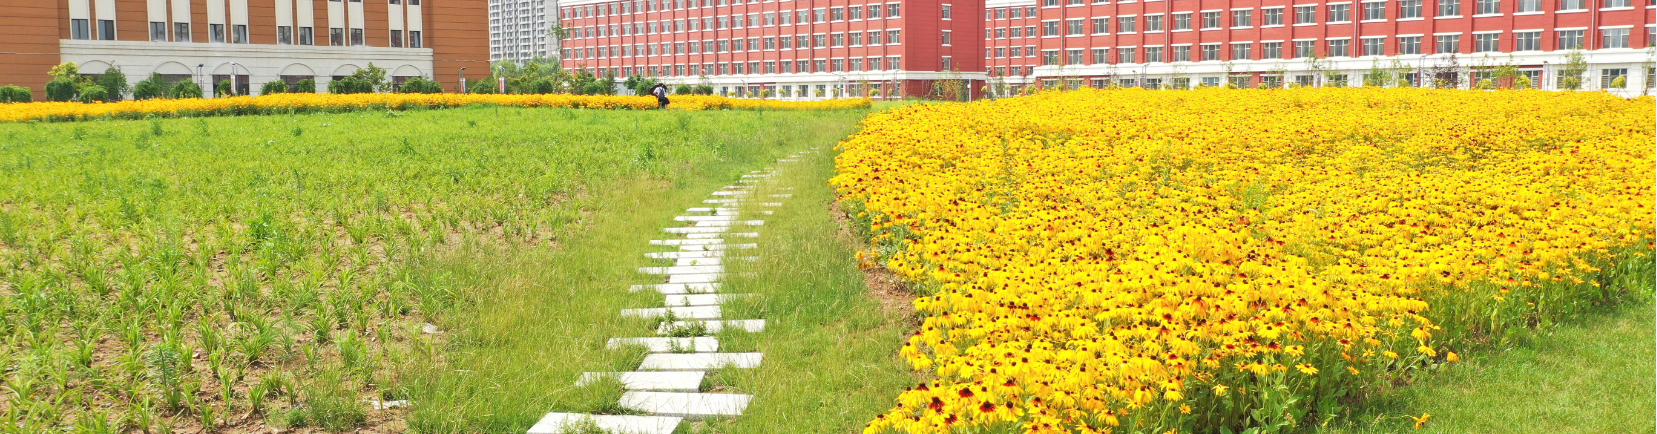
[528,150,815,434]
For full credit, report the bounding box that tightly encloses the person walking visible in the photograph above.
[651,83,670,109]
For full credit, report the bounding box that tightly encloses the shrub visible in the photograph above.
[0,85,31,103]
[294,79,317,94]
[78,85,109,103]
[215,79,236,97]
[169,81,204,99]
[466,77,497,94]
[97,67,129,102]
[528,78,556,94]
[261,80,288,95]
[1610,76,1627,89]
[45,79,78,102]
[674,84,693,95]
[328,77,375,94]
[133,74,166,100]
[399,77,443,94]
[694,85,714,95]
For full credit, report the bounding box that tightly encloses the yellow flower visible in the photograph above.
[1295,364,1319,375]
[1446,351,1460,362]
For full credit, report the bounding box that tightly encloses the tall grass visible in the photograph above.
[0,106,870,432]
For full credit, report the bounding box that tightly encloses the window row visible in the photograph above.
[133,21,424,48]
[564,1,900,22]
[571,57,904,77]
[565,30,901,59]
[988,28,1644,65]
[990,0,1643,20]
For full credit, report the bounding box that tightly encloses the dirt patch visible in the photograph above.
[828,200,916,320]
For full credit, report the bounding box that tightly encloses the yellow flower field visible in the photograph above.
[0,93,871,122]
[832,88,1654,433]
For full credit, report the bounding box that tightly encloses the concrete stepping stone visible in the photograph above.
[664,293,754,306]
[658,319,766,334]
[620,392,751,418]
[663,226,729,234]
[527,413,682,434]
[649,238,725,246]
[577,371,705,392]
[630,283,720,294]
[673,257,722,266]
[639,353,763,370]
[710,191,749,196]
[686,232,757,239]
[679,243,757,251]
[666,274,722,284]
[639,265,724,275]
[621,306,720,320]
[757,202,782,207]
[608,337,720,352]
[674,215,738,222]
[769,194,792,198]
[692,220,764,227]
[684,207,741,214]
[703,199,743,204]
[644,250,724,259]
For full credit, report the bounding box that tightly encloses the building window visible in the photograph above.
[1067,19,1084,35]
[71,19,91,40]
[1232,42,1252,60]
[1262,8,1283,25]
[1201,43,1220,60]
[279,26,294,44]
[351,28,365,46]
[1400,0,1423,17]
[175,23,192,42]
[1146,46,1163,62]
[1118,16,1136,32]
[1328,4,1351,22]
[300,27,315,45]
[1294,40,1315,57]
[1436,34,1461,53]
[391,29,405,47]
[1517,0,1542,10]
[1601,68,1628,88]
[1439,0,1461,15]
[1294,6,1316,24]
[1043,21,1059,36]
[1475,33,1500,51]
[331,27,346,46]
[1173,12,1191,30]
[97,20,116,40]
[1201,11,1221,28]
[1263,41,1283,58]
[1362,1,1386,19]
[1232,10,1252,27]
[1118,47,1136,63]
[1146,14,1164,31]
[1476,0,1500,14]
[1557,29,1584,49]
[1093,18,1109,33]
[210,24,226,43]
[1513,31,1540,50]
[1092,48,1109,63]
[888,3,900,17]
[1363,37,1385,55]
[1398,36,1421,53]
[1603,28,1629,48]
[1174,45,1190,61]
[941,4,951,19]
[1067,49,1084,64]
[941,30,951,45]
[1605,0,1630,6]
[1042,50,1060,65]
[887,29,900,44]
[150,22,168,41]
[1558,0,1584,9]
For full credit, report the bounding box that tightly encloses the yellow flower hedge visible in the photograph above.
[0,93,871,122]
[832,88,1655,433]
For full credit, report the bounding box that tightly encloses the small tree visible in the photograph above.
[694,85,713,95]
[133,73,167,100]
[1610,76,1627,89]
[0,86,32,103]
[45,79,78,102]
[215,79,236,97]
[97,67,129,102]
[48,62,80,82]
[78,85,109,103]
[399,77,443,94]
[1559,51,1588,90]
[674,84,693,95]
[466,76,498,94]
[169,81,204,99]
[294,79,317,94]
[261,80,289,95]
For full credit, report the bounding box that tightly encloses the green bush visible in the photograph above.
[528,78,556,94]
[674,84,693,95]
[0,85,31,103]
[78,85,109,103]
[45,79,78,102]
[328,77,375,94]
[467,77,497,94]
[169,81,204,99]
[97,67,128,102]
[695,85,714,95]
[399,77,443,94]
[261,80,288,95]
[215,79,237,97]
[133,74,166,100]
[294,79,317,94]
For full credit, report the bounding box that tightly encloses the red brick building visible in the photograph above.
[560,0,1653,97]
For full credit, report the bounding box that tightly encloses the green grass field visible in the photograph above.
[0,106,886,433]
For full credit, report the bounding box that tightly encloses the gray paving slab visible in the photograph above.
[630,283,720,294]
[663,226,729,234]
[649,238,725,246]
[644,250,724,259]
[673,257,722,266]
[620,305,720,320]
[620,392,752,418]
[663,293,754,306]
[702,199,743,204]
[679,243,757,251]
[657,319,766,334]
[674,215,738,222]
[607,337,720,352]
[527,413,682,434]
[576,371,705,392]
[639,265,724,275]
[665,273,722,284]
[638,352,764,370]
